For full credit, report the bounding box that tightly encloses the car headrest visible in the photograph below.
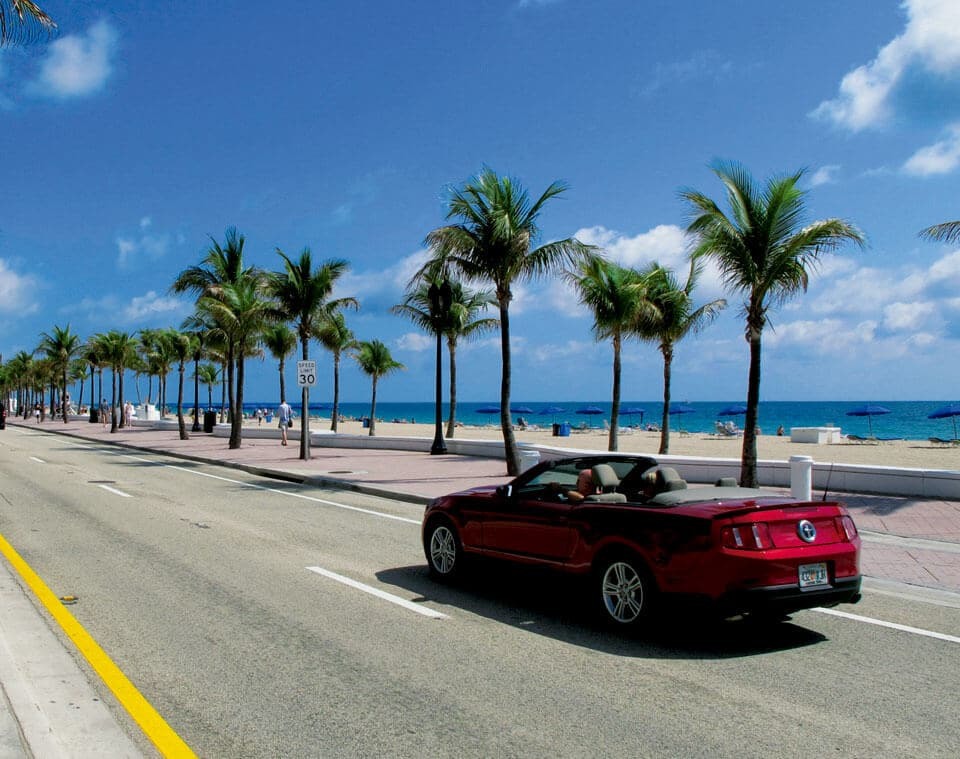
[656,467,687,491]
[591,464,620,492]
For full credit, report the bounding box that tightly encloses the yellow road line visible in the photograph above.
[0,532,197,758]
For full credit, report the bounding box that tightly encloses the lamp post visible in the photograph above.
[428,279,451,455]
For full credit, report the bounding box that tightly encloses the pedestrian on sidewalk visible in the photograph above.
[277,400,292,446]
[100,398,109,430]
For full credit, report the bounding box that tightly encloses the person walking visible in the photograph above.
[99,398,109,430]
[277,399,292,446]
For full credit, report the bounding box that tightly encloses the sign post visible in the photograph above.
[296,360,317,460]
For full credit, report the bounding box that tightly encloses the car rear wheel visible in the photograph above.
[425,521,461,580]
[596,554,654,627]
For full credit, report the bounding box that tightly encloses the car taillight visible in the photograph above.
[838,515,858,541]
[721,523,772,550]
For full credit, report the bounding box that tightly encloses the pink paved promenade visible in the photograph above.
[7,416,960,596]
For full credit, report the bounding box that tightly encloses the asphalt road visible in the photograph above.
[1,428,958,758]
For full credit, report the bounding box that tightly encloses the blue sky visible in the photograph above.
[2,0,960,405]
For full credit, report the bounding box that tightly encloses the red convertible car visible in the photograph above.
[422,455,862,627]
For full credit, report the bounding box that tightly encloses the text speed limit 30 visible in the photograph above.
[297,360,318,387]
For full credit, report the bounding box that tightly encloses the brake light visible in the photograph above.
[838,515,858,541]
[721,523,773,550]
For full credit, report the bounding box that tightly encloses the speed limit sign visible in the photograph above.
[297,360,318,387]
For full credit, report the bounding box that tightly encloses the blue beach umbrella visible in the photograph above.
[576,405,605,415]
[718,404,747,417]
[621,406,645,425]
[538,405,566,422]
[476,405,500,414]
[845,404,892,437]
[928,403,960,439]
[668,402,697,432]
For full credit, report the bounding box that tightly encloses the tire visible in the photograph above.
[595,553,656,627]
[425,520,461,581]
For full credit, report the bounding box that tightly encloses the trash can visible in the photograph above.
[203,410,217,433]
[362,417,370,428]
[552,423,560,437]
[0,407,6,430]
[558,422,571,437]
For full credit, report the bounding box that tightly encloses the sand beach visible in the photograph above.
[316,418,960,472]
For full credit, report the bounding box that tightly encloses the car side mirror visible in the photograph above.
[497,484,513,499]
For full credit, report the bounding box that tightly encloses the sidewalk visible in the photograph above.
[2,416,960,756]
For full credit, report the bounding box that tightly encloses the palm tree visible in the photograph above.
[919,220,960,244]
[171,227,260,432]
[80,343,102,422]
[96,331,137,432]
[424,168,594,474]
[162,329,196,440]
[268,247,357,460]
[637,262,726,455]
[262,323,296,405]
[38,324,81,424]
[392,277,497,438]
[197,277,270,449]
[315,312,356,433]
[68,359,88,414]
[566,257,651,452]
[181,313,218,431]
[682,161,864,486]
[0,1,55,45]
[353,340,404,437]
[196,363,219,413]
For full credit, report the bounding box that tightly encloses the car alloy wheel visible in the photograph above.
[600,559,646,625]
[428,523,459,578]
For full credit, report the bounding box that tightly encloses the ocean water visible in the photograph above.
[238,400,960,441]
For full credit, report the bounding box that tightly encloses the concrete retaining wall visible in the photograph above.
[126,418,960,499]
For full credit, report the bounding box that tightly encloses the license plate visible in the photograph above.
[799,562,829,588]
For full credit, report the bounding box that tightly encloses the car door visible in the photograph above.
[480,486,576,563]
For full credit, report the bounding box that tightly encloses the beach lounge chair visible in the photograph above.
[715,420,741,437]
[846,434,878,444]
[929,436,960,447]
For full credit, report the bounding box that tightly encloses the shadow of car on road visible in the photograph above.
[376,562,827,660]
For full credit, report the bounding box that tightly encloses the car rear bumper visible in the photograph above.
[719,575,862,616]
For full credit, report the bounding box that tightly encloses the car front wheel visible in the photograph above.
[425,521,461,580]
[596,554,654,627]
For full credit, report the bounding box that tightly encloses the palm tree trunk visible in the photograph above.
[609,333,621,451]
[278,357,287,404]
[368,377,378,436]
[118,367,126,428]
[177,363,188,440]
[740,330,762,487]
[230,354,243,449]
[445,337,457,439]
[659,345,673,455]
[110,369,118,433]
[498,297,520,476]
[192,357,201,432]
[89,366,96,422]
[331,353,340,433]
[62,369,69,423]
[220,359,228,422]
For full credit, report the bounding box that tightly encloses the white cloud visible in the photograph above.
[639,50,734,98]
[882,300,938,331]
[0,259,38,314]
[341,248,430,301]
[812,0,960,131]
[902,122,960,175]
[810,165,841,187]
[30,20,117,99]
[765,318,879,353]
[575,224,689,269]
[395,332,433,352]
[122,291,184,322]
[115,219,172,267]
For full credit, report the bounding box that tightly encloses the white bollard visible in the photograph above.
[790,455,814,500]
